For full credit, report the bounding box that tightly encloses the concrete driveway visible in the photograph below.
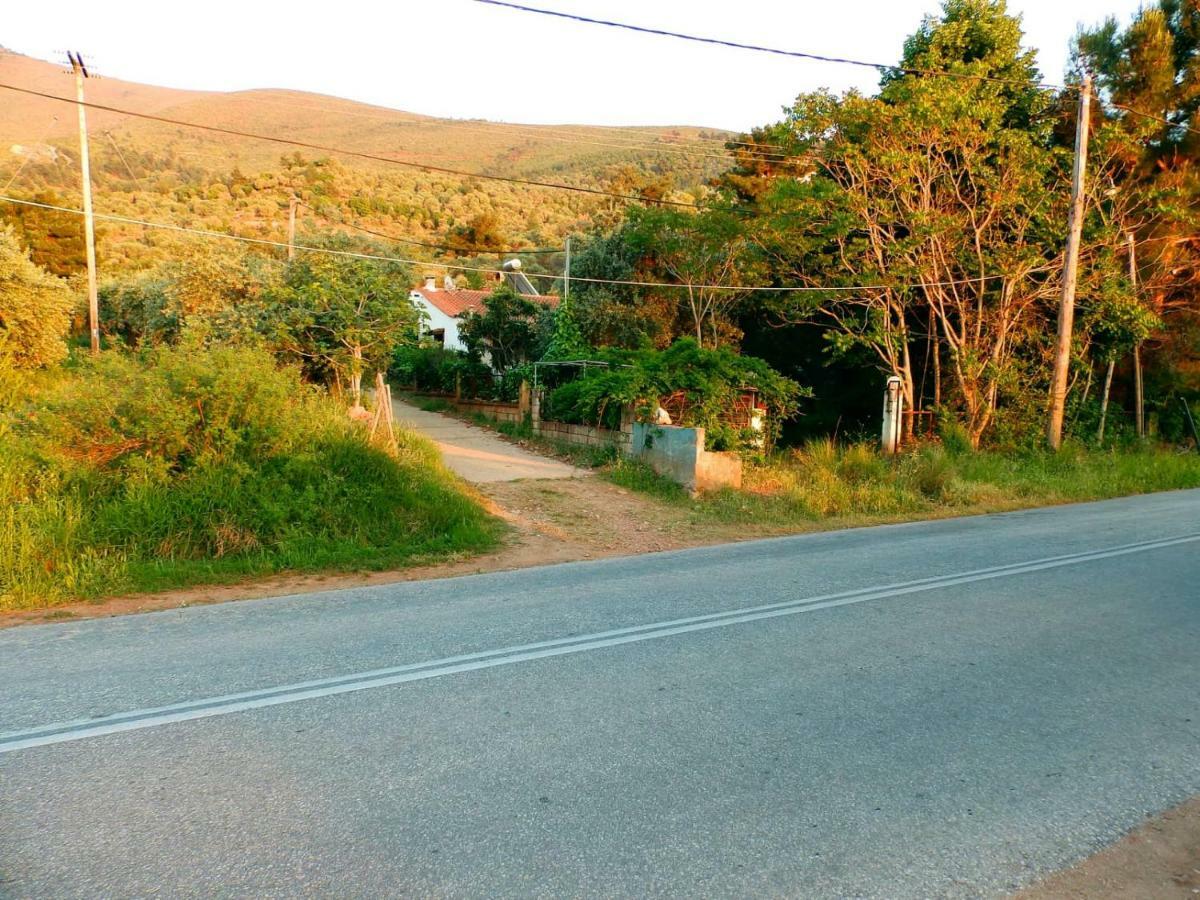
[392,398,587,482]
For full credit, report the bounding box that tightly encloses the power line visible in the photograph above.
[103,130,146,190]
[0,193,1064,295]
[472,0,1071,93]
[1104,99,1200,138]
[0,82,703,209]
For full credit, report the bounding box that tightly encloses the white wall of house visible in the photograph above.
[410,291,467,352]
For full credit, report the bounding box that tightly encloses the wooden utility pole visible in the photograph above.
[70,52,100,355]
[1128,232,1145,438]
[287,195,298,261]
[1047,74,1092,450]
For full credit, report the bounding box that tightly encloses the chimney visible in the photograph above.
[424,274,437,291]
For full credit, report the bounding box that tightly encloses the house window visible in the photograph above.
[429,328,445,347]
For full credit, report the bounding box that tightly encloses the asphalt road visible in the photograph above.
[2,490,1199,898]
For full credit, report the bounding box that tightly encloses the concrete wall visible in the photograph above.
[630,423,743,495]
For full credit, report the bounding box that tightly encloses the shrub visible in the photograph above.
[0,227,74,368]
[938,419,973,456]
[544,338,808,452]
[390,345,494,397]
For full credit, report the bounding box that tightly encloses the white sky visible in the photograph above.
[4,0,1143,131]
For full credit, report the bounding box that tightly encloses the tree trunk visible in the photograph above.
[1097,359,1115,445]
[1134,343,1144,438]
[350,345,364,408]
[932,317,942,408]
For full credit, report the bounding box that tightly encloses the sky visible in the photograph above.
[4,0,1145,131]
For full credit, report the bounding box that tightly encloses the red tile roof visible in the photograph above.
[412,286,559,318]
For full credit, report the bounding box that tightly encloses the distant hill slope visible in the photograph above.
[0,51,214,144]
[0,51,733,279]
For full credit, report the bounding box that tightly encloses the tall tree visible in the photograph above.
[626,206,751,349]
[1075,2,1200,418]
[750,1,1066,444]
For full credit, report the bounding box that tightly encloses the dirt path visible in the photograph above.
[1017,797,1200,898]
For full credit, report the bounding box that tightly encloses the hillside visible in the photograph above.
[0,50,732,279]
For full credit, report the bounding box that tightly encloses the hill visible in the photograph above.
[0,51,732,280]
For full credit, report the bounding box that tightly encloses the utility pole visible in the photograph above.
[1128,232,1145,438]
[1047,74,1092,450]
[563,236,571,300]
[70,51,100,355]
[287,195,298,261]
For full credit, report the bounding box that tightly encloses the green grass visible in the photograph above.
[601,439,1200,528]
[1,349,502,611]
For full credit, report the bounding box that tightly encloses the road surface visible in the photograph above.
[1,490,1198,897]
[392,398,586,482]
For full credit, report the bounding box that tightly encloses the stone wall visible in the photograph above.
[446,398,523,424]
[536,419,631,451]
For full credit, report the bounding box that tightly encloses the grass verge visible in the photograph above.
[1,349,502,611]
[603,439,1200,528]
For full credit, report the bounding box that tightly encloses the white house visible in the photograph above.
[409,261,558,353]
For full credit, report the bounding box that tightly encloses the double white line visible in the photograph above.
[3,533,1196,755]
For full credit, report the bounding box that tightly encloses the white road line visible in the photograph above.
[2,533,1197,755]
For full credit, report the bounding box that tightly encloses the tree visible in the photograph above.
[746,0,1070,445]
[446,212,509,255]
[568,225,674,349]
[626,206,751,349]
[458,285,544,372]
[0,191,91,278]
[540,295,590,362]
[0,227,74,368]
[1075,2,1200,426]
[272,238,417,406]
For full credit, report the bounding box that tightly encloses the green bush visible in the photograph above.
[543,338,808,452]
[390,345,495,398]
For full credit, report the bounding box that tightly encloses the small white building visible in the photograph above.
[409,262,558,353]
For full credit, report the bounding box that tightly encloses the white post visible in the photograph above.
[882,375,904,455]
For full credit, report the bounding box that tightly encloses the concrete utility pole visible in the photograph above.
[287,195,298,261]
[70,51,100,355]
[1047,74,1093,450]
[563,236,571,299]
[881,376,904,455]
[1128,232,1145,438]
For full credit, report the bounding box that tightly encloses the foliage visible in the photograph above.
[270,236,418,403]
[540,295,591,362]
[544,338,807,449]
[0,345,500,609]
[457,285,548,372]
[0,226,75,368]
[623,205,753,348]
[100,244,277,348]
[390,345,495,397]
